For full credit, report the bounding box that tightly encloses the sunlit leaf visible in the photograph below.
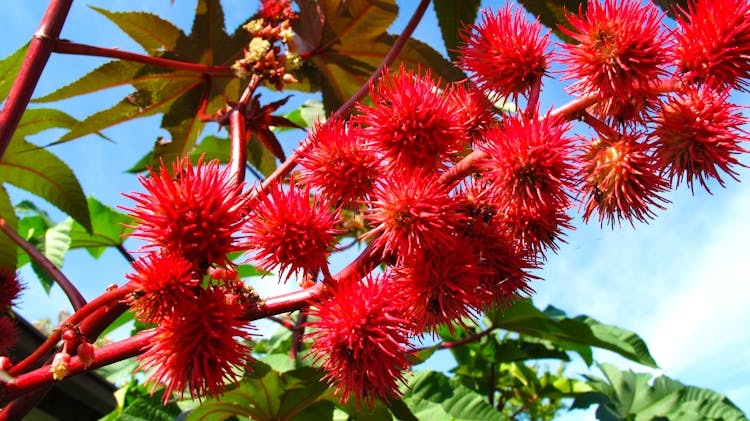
[0,186,18,268]
[68,197,134,259]
[186,360,331,421]
[14,108,78,138]
[486,300,657,368]
[280,99,325,131]
[295,0,464,113]
[0,139,91,232]
[28,218,72,294]
[573,364,747,421]
[91,7,185,54]
[432,0,481,61]
[0,43,28,102]
[402,371,507,420]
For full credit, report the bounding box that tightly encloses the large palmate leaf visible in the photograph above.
[517,0,586,44]
[0,43,28,102]
[402,371,507,421]
[35,0,249,167]
[432,0,481,61]
[0,138,91,233]
[294,0,465,114]
[573,364,748,421]
[185,360,333,421]
[486,300,657,368]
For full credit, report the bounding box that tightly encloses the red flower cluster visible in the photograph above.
[559,0,668,120]
[357,67,464,172]
[124,156,246,270]
[306,272,414,408]
[244,181,342,281]
[136,288,253,402]
[459,4,550,102]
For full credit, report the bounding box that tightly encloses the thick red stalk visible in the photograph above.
[252,0,433,200]
[0,0,73,160]
[54,40,235,76]
[229,75,261,185]
[8,282,135,376]
[1,331,152,404]
[0,217,86,311]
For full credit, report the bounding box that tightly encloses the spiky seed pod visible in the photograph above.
[123,156,246,270]
[306,272,414,408]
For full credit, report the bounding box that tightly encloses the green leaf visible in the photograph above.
[29,218,72,294]
[55,76,202,145]
[119,393,182,421]
[517,0,585,44]
[432,0,481,61]
[186,360,331,421]
[403,370,508,420]
[0,186,18,268]
[14,108,78,138]
[574,364,748,421]
[0,138,91,233]
[33,61,167,103]
[90,7,185,54]
[280,99,325,131]
[248,133,279,178]
[295,0,464,114]
[0,43,28,102]
[69,197,133,259]
[487,300,657,368]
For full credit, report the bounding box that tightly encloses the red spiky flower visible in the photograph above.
[245,181,341,281]
[357,66,464,171]
[580,132,669,227]
[123,156,246,270]
[136,288,253,403]
[259,0,297,23]
[480,113,576,210]
[395,237,487,333]
[298,118,381,207]
[306,271,414,408]
[459,4,550,101]
[652,85,748,192]
[365,169,465,260]
[0,268,22,312]
[559,0,668,119]
[126,252,199,322]
[448,82,498,143]
[673,0,750,90]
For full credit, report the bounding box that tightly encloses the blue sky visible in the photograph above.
[2,0,749,419]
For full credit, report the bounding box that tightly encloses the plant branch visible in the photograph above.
[115,244,135,263]
[8,282,136,376]
[229,75,261,185]
[2,330,152,403]
[0,217,85,311]
[414,323,499,352]
[290,310,307,361]
[250,0,432,200]
[0,0,73,160]
[54,40,235,76]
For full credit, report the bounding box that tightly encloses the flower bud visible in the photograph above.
[77,342,95,369]
[50,352,71,380]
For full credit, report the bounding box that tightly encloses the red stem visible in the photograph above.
[2,331,152,403]
[54,40,235,76]
[8,282,135,376]
[229,76,261,185]
[0,0,73,161]
[250,0,433,200]
[0,217,86,311]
